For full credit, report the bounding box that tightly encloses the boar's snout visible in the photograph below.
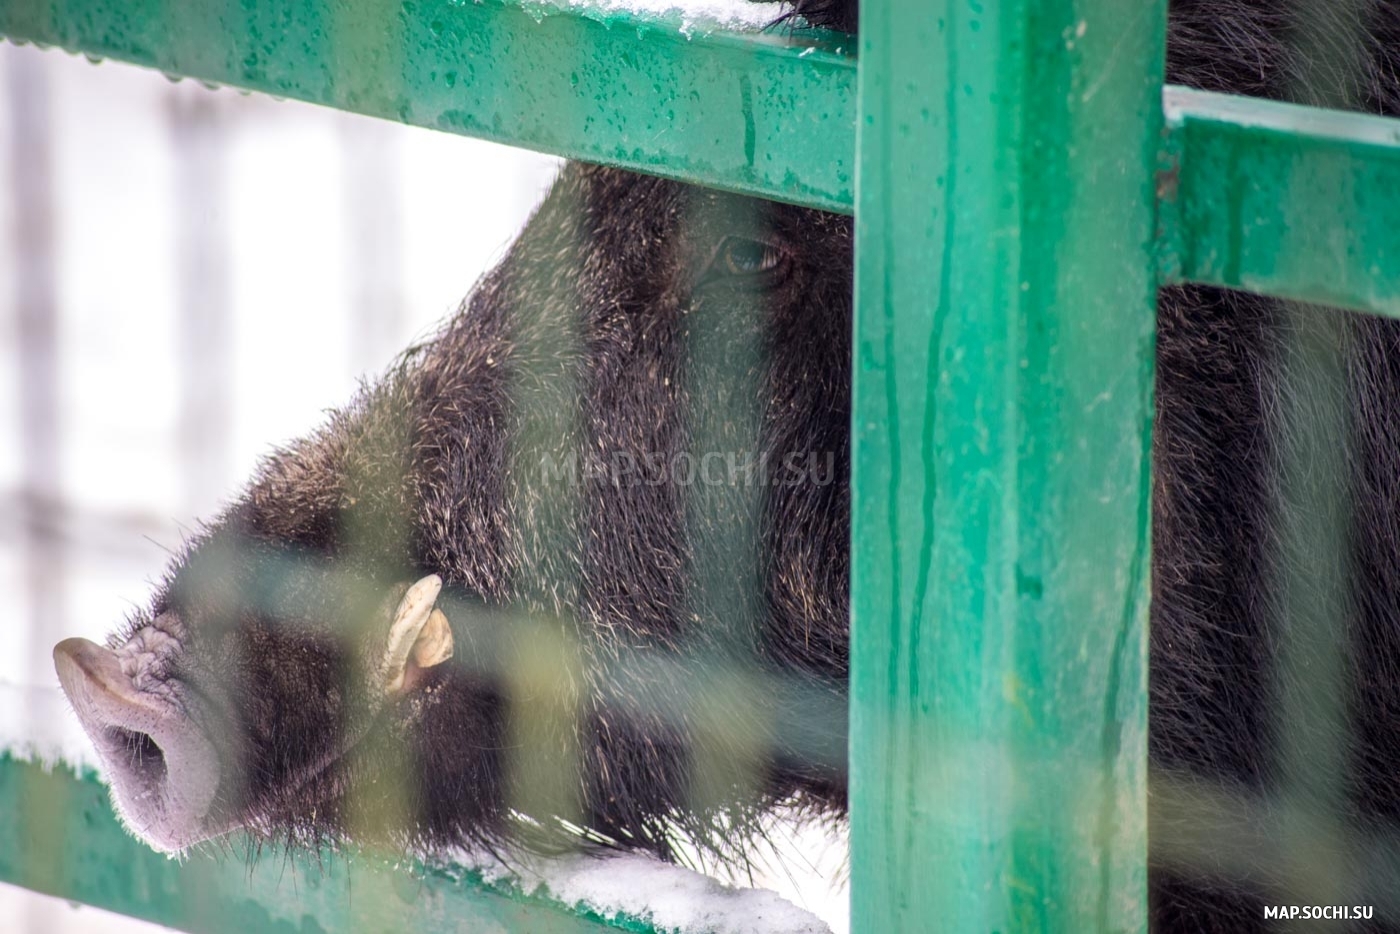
[54,635,222,853]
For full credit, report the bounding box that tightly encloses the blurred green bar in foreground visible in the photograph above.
[0,754,653,934]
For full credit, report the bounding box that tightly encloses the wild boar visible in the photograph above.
[54,155,854,863]
[50,0,1400,930]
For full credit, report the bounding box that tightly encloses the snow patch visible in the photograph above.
[563,0,790,34]
[693,814,849,934]
[460,846,834,933]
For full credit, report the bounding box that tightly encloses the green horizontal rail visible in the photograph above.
[8,0,1400,314]
[1160,85,1400,318]
[0,754,658,934]
[0,0,856,212]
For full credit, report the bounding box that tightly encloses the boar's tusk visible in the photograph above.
[380,574,448,695]
[412,608,455,670]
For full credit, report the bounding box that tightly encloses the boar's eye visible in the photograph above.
[699,235,791,290]
[720,237,784,276]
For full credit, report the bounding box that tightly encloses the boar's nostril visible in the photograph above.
[104,727,168,787]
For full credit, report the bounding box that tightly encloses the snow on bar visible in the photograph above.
[0,0,858,213]
[565,0,785,30]
[464,849,833,933]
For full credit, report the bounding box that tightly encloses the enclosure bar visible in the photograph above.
[849,0,1163,929]
[0,756,654,934]
[1160,85,1400,318]
[8,0,1400,282]
[0,0,856,213]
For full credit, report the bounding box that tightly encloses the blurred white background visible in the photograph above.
[0,39,560,932]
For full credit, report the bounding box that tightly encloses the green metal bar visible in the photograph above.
[849,0,1163,930]
[8,0,1400,300]
[0,755,657,934]
[0,0,856,212]
[11,0,1400,310]
[1161,85,1400,318]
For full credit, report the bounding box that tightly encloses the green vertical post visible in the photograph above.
[850,0,1166,931]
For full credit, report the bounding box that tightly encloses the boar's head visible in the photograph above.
[54,157,854,861]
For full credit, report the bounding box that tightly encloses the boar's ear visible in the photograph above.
[379,574,454,696]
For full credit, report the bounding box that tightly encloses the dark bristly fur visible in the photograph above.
[76,1,1400,930]
[125,165,853,865]
[1156,3,1400,932]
